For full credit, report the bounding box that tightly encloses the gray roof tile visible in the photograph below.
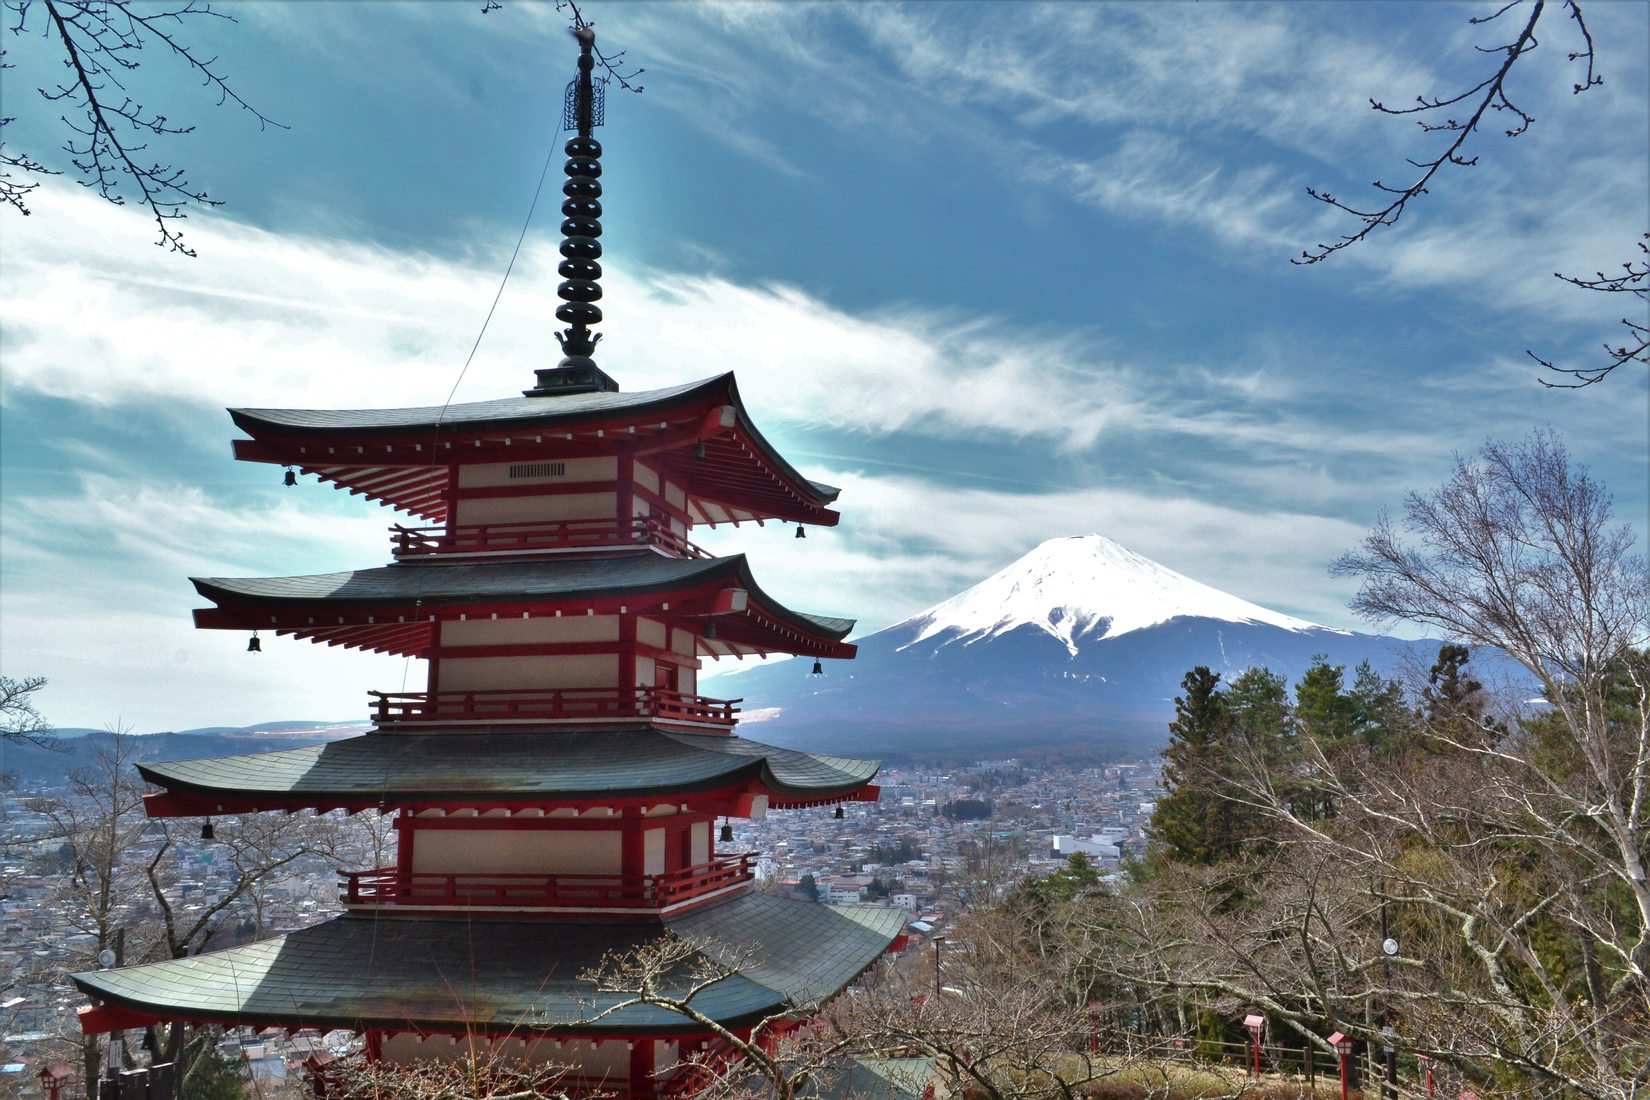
[73,894,905,1035]
[138,728,879,803]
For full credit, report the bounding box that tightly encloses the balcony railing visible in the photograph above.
[390,517,708,559]
[368,687,740,727]
[339,853,757,912]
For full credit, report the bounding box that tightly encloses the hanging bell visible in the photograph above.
[702,620,717,640]
[810,659,823,677]
[720,821,734,844]
[693,441,706,461]
[283,468,297,487]
[795,526,806,539]
[200,819,215,841]
[247,631,262,653]
[833,805,845,820]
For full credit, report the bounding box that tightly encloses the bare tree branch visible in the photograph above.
[2,0,285,254]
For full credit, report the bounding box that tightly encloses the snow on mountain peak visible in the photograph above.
[900,534,1331,655]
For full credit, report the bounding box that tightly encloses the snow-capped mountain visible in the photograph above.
[901,534,1338,655]
[712,534,1425,761]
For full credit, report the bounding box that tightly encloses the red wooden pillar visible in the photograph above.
[618,453,635,541]
[629,1039,655,1099]
[394,815,415,877]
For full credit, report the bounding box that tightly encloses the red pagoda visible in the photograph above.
[72,27,901,1097]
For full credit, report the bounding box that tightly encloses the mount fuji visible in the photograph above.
[711,534,1424,761]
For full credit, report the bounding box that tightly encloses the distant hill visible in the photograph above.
[1,722,367,787]
[708,534,1443,762]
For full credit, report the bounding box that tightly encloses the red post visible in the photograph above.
[1418,1055,1435,1098]
[1329,1032,1351,1100]
[1086,1001,1101,1054]
[1244,1014,1265,1077]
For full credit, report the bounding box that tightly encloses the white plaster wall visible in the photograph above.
[455,490,617,526]
[437,653,618,691]
[636,617,667,649]
[690,821,709,866]
[441,616,619,646]
[378,1034,631,1075]
[435,618,557,647]
[410,828,621,875]
[633,462,660,494]
[636,655,655,689]
[457,457,617,488]
[664,480,686,509]
[643,829,665,876]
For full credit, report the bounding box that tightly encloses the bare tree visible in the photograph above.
[22,731,153,1100]
[1532,232,1650,388]
[580,933,855,1100]
[1294,0,1646,387]
[317,1038,573,1100]
[1321,430,1649,1095]
[2,0,282,254]
[1,674,59,749]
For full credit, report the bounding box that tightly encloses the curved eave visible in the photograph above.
[133,728,880,817]
[73,897,906,1038]
[230,374,839,526]
[189,553,856,660]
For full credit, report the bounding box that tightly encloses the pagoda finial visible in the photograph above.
[527,22,619,397]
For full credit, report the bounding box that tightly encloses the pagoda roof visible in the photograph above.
[135,727,879,815]
[229,373,839,527]
[192,552,856,659]
[73,893,905,1037]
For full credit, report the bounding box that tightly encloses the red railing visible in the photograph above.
[340,853,756,911]
[390,517,708,559]
[368,687,740,726]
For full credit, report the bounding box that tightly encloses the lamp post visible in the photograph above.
[38,1062,70,1100]
[932,933,947,999]
[1328,1032,1354,1100]
[1381,1025,1399,1100]
[1243,1015,1265,1077]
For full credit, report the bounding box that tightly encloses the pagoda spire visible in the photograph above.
[527,23,619,397]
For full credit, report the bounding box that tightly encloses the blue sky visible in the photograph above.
[1,1,1646,732]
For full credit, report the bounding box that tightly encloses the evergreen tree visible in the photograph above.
[1226,666,1301,821]
[1037,852,1102,903]
[1421,643,1501,749]
[797,872,820,902]
[1149,667,1243,864]
[1347,659,1414,752]
[1294,656,1356,747]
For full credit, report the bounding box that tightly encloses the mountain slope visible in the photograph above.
[902,534,1336,654]
[712,534,1423,761]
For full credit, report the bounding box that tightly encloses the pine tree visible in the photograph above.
[1421,643,1501,750]
[1347,659,1414,752]
[1226,666,1301,820]
[1149,667,1243,864]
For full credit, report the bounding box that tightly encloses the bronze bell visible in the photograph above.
[702,621,717,640]
[811,660,823,676]
[833,805,844,820]
[247,632,261,653]
[283,468,297,486]
[720,822,734,843]
[693,442,706,461]
[795,526,805,539]
[200,819,215,841]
